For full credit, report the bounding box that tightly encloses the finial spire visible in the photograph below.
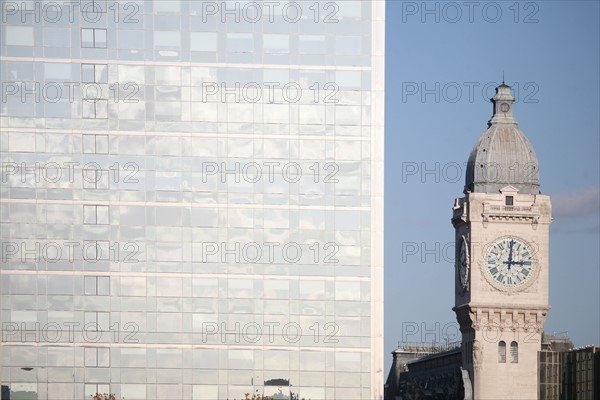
[502,71,505,84]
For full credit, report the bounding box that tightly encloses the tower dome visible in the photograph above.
[465,83,540,195]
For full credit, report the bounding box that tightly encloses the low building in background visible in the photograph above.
[384,333,599,400]
[539,332,599,400]
[384,342,467,400]
[563,346,599,399]
[539,332,573,399]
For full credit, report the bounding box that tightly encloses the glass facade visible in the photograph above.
[0,1,384,399]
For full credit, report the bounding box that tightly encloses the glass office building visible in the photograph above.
[0,1,384,399]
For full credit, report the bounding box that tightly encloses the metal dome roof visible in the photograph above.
[465,84,540,195]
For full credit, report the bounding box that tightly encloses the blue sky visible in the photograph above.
[384,0,600,370]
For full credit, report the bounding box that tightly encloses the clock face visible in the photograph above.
[458,236,469,290]
[486,237,534,288]
[500,103,510,112]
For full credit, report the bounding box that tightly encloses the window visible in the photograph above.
[5,26,34,46]
[118,30,145,49]
[498,341,506,363]
[190,32,217,52]
[264,34,289,53]
[154,31,181,48]
[505,196,514,206]
[83,169,109,189]
[299,35,326,54]
[84,276,110,295]
[81,64,109,118]
[82,99,108,118]
[83,134,109,154]
[153,0,180,13]
[81,28,107,48]
[43,28,71,47]
[83,205,110,224]
[227,33,253,53]
[81,0,107,13]
[81,64,108,84]
[82,240,110,261]
[336,36,361,55]
[510,341,518,363]
[85,347,110,367]
[84,311,110,331]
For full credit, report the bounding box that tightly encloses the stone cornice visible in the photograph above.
[481,202,543,228]
[453,304,550,334]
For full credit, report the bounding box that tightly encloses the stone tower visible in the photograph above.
[452,83,552,399]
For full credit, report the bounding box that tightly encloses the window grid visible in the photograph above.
[83,169,110,189]
[85,347,111,367]
[81,64,108,84]
[81,28,107,48]
[85,311,110,331]
[80,0,107,14]
[82,134,109,154]
[83,205,110,225]
[510,341,518,363]
[82,240,110,261]
[499,341,506,363]
[85,276,110,296]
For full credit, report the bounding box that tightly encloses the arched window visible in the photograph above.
[510,341,518,363]
[498,341,506,363]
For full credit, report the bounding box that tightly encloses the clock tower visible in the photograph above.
[452,83,551,399]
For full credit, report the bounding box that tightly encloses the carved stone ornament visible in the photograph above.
[472,339,482,371]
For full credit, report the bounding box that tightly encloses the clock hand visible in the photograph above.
[503,240,516,270]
